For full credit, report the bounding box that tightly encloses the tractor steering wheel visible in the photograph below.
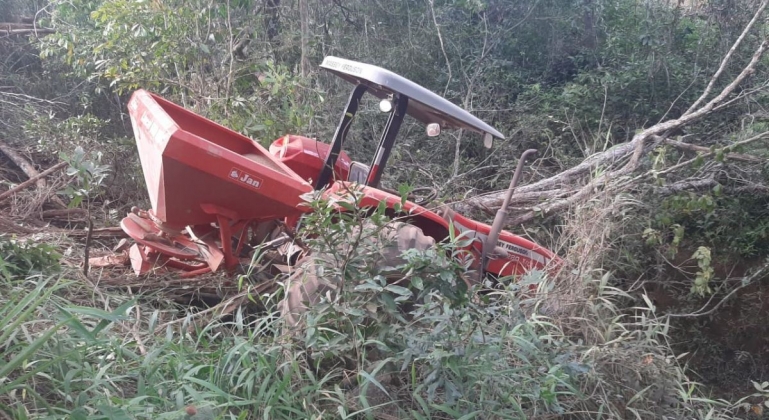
[408,187,438,206]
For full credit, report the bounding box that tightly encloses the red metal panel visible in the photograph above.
[127,90,314,228]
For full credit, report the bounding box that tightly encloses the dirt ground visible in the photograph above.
[647,256,769,402]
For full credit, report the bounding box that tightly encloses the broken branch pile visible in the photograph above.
[456,1,769,226]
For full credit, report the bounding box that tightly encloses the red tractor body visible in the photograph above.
[120,57,562,282]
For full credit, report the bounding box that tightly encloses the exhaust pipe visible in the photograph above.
[479,149,538,282]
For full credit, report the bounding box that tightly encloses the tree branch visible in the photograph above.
[426,0,452,96]
[0,161,67,203]
[455,11,769,226]
[682,0,768,116]
[0,27,54,36]
[663,138,763,163]
[655,177,717,196]
[655,130,769,177]
[668,260,769,318]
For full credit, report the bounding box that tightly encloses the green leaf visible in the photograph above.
[457,410,483,420]
[354,283,384,292]
[0,319,67,380]
[358,370,391,399]
[384,284,412,296]
[96,404,132,420]
[69,407,89,420]
[343,307,365,317]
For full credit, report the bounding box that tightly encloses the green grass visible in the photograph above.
[0,206,751,420]
[0,271,745,419]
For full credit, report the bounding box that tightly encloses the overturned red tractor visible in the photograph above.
[121,56,561,283]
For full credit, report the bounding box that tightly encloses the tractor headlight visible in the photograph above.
[379,98,393,113]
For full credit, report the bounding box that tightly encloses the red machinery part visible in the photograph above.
[122,89,563,282]
[127,89,314,229]
[268,135,352,186]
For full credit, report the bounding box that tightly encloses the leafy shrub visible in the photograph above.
[39,0,316,144]
[0,237,61,281]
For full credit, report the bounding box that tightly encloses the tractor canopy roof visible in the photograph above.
[320,56,505,140]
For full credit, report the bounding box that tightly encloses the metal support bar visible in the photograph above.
[365,95,409,188]
[315,84,368,189]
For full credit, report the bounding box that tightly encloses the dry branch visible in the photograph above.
[0,142,69,208]
[662,138,762,162]
[654,178,769,196]
[656,178,717,195]
[0,28,55,36]
[0,161,67,202]
[0,23,36,29]
[65,226,127,239]
[649,131,769,178]
[0,22,55,36]
[0,215,34,234]
[682,0,768,116]
[668,261,769,318]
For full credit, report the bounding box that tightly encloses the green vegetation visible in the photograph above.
[0,196,740,419]
[3,0,769,418]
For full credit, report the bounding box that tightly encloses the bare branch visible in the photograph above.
[663,138,763,162]
[0,161,68,203]
[668,260,769,318]
[655,177,716,196]
[682,0,768,116]
[455,10,769,225]
[654,130,769,177]
[0,141,48,189]
[450,15,497,180]
[0,28,55,36]
[426,0,452,96]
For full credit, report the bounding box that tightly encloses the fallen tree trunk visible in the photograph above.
[454,1,769,226]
